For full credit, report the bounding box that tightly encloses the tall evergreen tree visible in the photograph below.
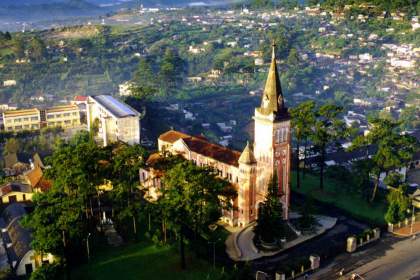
[133,57,156,89]
[12,37,25,59]
[158,160,235,269]
[310,104,348,190]
[29,37,47,62]
[290,100,316,189]
[254,175,286,243]
[351,118,419,201]
[4,31,12,40]
[110,144,147,237]
[159,48,186,95]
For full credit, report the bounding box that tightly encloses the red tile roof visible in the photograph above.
[74,95,88,102]
[24,167,43,188]
[0,183,31,195]
[183,137,241,167]
[159,130,190,143]
[37,178,52,192]
[146,153,163,166]
[159,130,241,167]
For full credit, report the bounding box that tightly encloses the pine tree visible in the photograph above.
[4,31,12,40]
[254,174,286,243]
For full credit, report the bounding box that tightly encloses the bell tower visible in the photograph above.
[238,142,257,226]
[253,43,291,219]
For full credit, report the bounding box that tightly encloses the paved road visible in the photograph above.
[304,235,420,280]
[251,215,368,275]
[346,236,420,280]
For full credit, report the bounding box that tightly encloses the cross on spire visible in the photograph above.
[272,41,277,60]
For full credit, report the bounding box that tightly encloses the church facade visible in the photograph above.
[139,45,291,227]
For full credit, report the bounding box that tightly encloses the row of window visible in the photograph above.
[240,209,253,215]
[48,120,78,126]
[47,112,78,119]
[7,124,39,131]
[275,127,289,144]
[192,159,240,184]
[6,116,39,124]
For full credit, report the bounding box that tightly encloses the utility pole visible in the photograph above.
[410,204,415,235]
[208,241,216,268]
[86,232,91,261]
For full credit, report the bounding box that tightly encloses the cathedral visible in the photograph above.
[140,44,291,227]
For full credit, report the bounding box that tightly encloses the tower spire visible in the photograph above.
[272,41,276,60]
[239,141,256,164]
[258,42,285,116]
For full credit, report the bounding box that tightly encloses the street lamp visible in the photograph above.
[86,232,91,261]
[207,223,219,269]
[410,204,415,235]
[208,238,221,269]
[255,270,268,280]
[410,189,420,235]
[351,273,366,280]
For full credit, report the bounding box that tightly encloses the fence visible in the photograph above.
[346,228,380,253]
[388,213,420,234]
[257,255,320,280]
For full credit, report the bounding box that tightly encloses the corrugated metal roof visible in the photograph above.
[91,95,139,118]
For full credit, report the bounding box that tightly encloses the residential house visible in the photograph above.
[0,204,54,276]
[0,183,33,204]
[23,166,51,193]
[3,153,30,177]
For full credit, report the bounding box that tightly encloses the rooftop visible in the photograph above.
[159,130,190,143]
[3,108,40,117]
[0,183,31,196]
[74,95,88,102]
[46,104,79,114]
[160,130,241,167]
[90,95,139,118]
[238,142,256,164]
[0,204,32,265]
[24,166,43,188]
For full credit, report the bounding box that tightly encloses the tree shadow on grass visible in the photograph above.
[71,243,222,280]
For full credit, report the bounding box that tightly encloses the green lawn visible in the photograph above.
[0,47,13,59]
[291,172,387,226]
[71,240,227,280]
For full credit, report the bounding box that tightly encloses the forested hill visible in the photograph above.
[0,0,237,22]
[249,0,418,14]
[0,0,222,8]
[320,0,418,13]
[0,0,95,8]
[0,1,101,21]
[0,0,98,11]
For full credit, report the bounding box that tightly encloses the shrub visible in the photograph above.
[30,263,61,280]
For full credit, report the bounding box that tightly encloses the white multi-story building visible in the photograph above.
[86,95,141,146]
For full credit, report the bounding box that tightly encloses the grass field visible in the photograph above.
[71,240,228,280]
[291,172,387,226]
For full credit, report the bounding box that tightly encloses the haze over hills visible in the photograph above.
[0,0,238,31]
[0,0,226,8]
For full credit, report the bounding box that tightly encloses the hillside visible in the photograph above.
[0,2,102,22]
[0,0,215,8]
